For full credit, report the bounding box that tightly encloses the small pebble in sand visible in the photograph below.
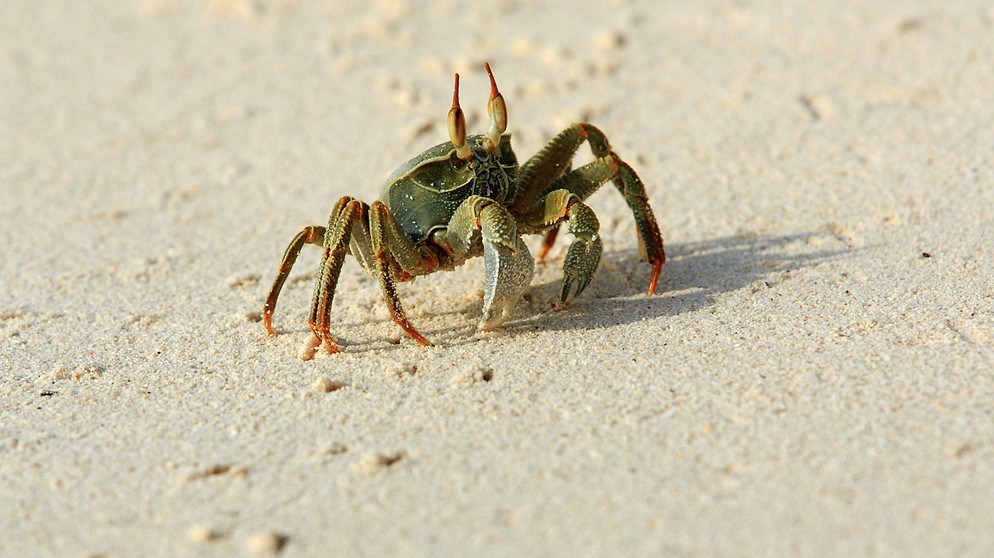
[312,377,346,392]
[245,530,287,555]
[187,525,221,543]
[386,360,418,377]
[354,451,405,475]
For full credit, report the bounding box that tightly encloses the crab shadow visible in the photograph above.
[449,230,847,341]
[301,230,846,354]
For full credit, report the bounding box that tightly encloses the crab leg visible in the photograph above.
[523,189,603,303]
[512,123,665,294]
[262,224,327,335]
[368,201,433,347]
[306,197,366,354]
[535,226,561,261]
[263,198,354,337]
[264,194,437,352]
[613,157,665,293]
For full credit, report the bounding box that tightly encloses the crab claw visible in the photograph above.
[448,73,473,160]
[478,204,534,330]
[561,235,603,304]
[481,236,534,330]
[560,202,603,305]
[484,62,507,152]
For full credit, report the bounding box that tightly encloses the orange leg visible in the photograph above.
[308,198,365,354]
[369,201,433,347]
[263,225,326,336]
[535,226,560,261]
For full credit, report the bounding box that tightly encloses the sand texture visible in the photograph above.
[3,1,994,556]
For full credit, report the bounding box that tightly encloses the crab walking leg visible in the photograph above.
[512,123,665,294]
[368,201,433,347]
[511,125,591,213]
[524,189,604,304]
[263,197,350,336]
[262,224,328,335]
[307,197,366,354]
[535,226,561,261]
[369,201,440,278]
[610,158,665,293]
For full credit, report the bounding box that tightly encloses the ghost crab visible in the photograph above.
[263,63,665,354]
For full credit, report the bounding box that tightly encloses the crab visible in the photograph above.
[262,63,665,354]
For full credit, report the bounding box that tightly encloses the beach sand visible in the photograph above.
[2,1,993,555]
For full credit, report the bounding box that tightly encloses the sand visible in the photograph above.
[2,1,993,556]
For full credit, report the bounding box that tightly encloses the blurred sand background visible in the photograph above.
[2,0,993,556]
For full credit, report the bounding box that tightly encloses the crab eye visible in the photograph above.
[447,73,473,161]
[484,62,507,152]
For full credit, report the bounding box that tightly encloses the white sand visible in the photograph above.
[3,1,993,556]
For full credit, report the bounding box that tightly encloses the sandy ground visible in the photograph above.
[3,0,993,556]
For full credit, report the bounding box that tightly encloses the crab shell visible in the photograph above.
[381,134,519,246]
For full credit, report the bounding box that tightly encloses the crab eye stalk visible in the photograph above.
[484,62,507,152]
[447,73,473,161]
